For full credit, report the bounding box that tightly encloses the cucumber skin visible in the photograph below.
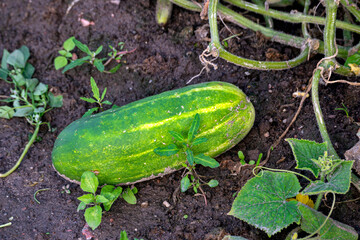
[52,81,255,185]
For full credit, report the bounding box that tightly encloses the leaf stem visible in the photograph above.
[0,121,41,178]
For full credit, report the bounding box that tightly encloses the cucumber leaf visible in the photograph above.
[299,204,358,239]
[229,171,301,236]
[286,138,327,178]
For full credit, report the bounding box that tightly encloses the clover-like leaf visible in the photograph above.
[299,204,358,239]
[54,56,68,70]
[229,171,301,236]
[302,161,353,195]
[286,138,327,178]
[208,179,219,187]
[63,37,76,51]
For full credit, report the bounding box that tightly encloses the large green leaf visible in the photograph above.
[7,49,25,68]
[80,171,99,194]
[0,106,14,119]
[229,171,301,236]
[84,205,102,230]
[299,204,358,239]
[286,138,327,178]
[302,161,353,195]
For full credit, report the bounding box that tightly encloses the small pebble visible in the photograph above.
[264,132,270,138]
[163,201,171,208]
[141,201,149,208]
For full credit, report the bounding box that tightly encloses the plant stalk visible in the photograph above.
[224,0,360,34]
[209,0,310,69]
[171,0,350,59]
[0,121,41,178]
[340,0,360,22]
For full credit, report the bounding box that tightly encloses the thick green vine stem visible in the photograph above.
[311,69,338,158]
[0,121,41,178]
[224,0,360,34]
[340,0,360,22]
[208,0,310,70]
[171,0,350,59]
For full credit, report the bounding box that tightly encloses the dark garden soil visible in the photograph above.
[1,1,360,239]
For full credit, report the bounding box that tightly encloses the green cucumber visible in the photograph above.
[52,81,255,185]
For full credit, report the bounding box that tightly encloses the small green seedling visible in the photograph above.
[0,46,63,177]
[80,77,112,117]
[54,37,135,74]
[237,151,262,166]
[0,217,13,229]
[335,102,350,118]
[229,139,357,239]
[77,171,137,230]
[154,114,219,203]
[119,230,144,240]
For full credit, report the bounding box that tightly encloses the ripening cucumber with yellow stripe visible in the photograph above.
[52,81,255,185]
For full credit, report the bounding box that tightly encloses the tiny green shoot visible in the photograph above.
[154,114,219,204]
[238,151,262,166]
[335,102,350,118]
[119,230,144,240]
[80,77,112,117]
[54,37,135,74]
[33,188,50,204]
[0,46,63,177]
[77,171,137,230]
